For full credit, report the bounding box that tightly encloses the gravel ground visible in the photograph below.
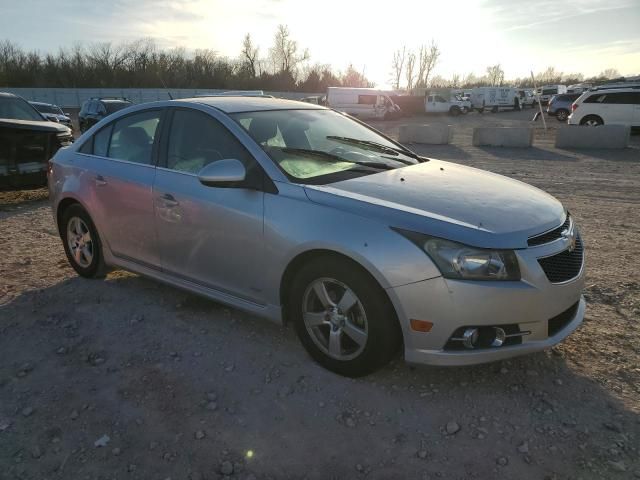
[1,110,639,480]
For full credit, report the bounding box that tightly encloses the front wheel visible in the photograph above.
[289,257,401,377]
[449,106,461,117]
[580,115,603,127]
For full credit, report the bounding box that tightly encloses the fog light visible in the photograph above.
[462,328,479,349]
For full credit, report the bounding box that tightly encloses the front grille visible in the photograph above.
[538,234,583,283]
[528,214,571,246]
[548,301,579,336]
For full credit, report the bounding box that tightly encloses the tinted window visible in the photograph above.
[166,109,253,174]
[104,101,131,114]
[584,94,607,104]
[435,96,447,102]
[557,94,580,102]
[542,88,557,96]
[358,95,377,105]
[602,92,636,104]
[107,110,160,164]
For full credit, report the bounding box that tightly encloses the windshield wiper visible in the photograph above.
[326,136,418,163]
[280,147,397,170]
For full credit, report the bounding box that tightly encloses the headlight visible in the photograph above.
[395,229,521,281]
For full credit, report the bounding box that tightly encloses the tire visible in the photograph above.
[449,106,461,117]
[491,106,499,113]
[580,115,603,127]
[60,204,107,278]
[289,256,401,377]
[556,109,569,122]
[477,108,484,114]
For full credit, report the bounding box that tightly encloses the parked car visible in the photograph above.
[1,92,73,188]
[29,101,73,130]
[424,93,470,116]
[50,97,585,376]
[326,87,401,120]
[470,87,521,112]
[301,95,327,105]
[546,93,582,121]
[78,97,132,132]
[535,85,567,106]
[568,86,640,127]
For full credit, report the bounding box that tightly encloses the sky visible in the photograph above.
[1,0,639,87]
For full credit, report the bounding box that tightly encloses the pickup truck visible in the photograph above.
[1,92,73,189]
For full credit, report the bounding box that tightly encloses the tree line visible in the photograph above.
[391,42,627,90]
[0,25,373,92]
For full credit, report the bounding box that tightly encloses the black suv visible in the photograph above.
[78,98,132,132]
[0,92,73,188]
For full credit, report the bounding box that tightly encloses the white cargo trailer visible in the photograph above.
[470,87,521,113]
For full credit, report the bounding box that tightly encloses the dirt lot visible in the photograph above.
[1,110,639,480]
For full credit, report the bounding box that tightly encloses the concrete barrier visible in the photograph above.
[398,124,452,145]
[472,127,534,147]
[555,125,630,149]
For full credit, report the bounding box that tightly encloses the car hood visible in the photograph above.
[304,159,565,249]
[0,118,70,133]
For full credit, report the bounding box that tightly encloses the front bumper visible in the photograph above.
[387,239,585,366]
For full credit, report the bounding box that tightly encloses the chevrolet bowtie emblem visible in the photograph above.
[561,226,577,252]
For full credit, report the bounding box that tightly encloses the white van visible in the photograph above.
[568,86,640,127]
[535,85,567,105]
[326,87,401,120]
[424,92,471,115]
[470,87,520,112]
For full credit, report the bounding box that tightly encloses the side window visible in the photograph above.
[78,124,112,156]
[357,95,377,105]
[435,95,447,103]
[604,92,634,104]
[107,110,160,165]
[584,94,606,104]
[166,109,254,174]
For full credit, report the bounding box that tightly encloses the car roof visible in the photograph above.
[100,98,131,103]
[181,96,326,113]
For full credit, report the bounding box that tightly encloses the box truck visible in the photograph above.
[470,87,521,113]
[326,87,401,120]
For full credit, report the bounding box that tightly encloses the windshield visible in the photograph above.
[231,109,419,184]
[32,103,62,115]
[0,97,44,121]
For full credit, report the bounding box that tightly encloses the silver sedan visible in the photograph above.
[49,97,585,376]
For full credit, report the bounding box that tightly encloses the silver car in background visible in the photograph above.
[49,97,585,376]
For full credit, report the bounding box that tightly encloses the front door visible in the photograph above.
[153,107,266,303]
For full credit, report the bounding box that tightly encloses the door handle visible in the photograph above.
[160,193,179,207]
[95,175,107,186]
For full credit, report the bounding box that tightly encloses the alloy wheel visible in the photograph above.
[302,278,368,360]
[66,217,93,268]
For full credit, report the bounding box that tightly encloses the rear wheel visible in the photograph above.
[556,109,569,122]
[60,204,107,278]
[289,257,401,377]
[580,115,603,127]
[491,106,499,113]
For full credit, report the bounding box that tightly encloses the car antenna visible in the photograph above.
[157,73,173,100]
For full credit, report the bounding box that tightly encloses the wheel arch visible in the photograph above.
[56,196,84,235]
[279,249,400,333]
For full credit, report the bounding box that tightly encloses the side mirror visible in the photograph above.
[197,159,246,187]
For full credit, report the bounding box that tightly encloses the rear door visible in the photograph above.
[153,107,266,303]
[602,92,634,125]
[82,108,164,268]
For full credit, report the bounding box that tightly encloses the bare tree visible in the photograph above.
[269,24,309,77]
[600,68,620,79]
[450,73,460,88]
[241,33,259,78]
[405,52,416,91]
[486,64,505,86]
[416,40,440,87]
[390,46,406,90]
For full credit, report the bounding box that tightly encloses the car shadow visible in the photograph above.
[1,273,637,478]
